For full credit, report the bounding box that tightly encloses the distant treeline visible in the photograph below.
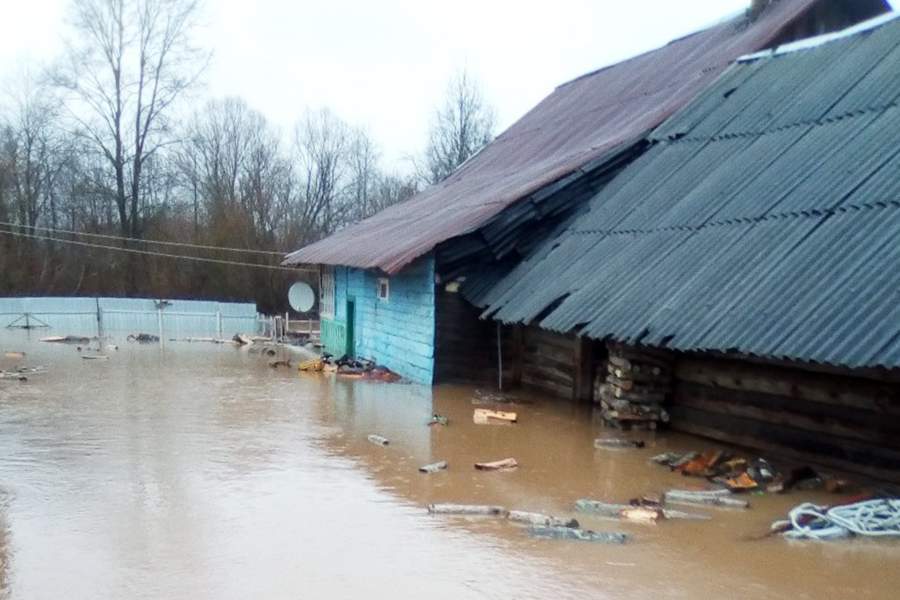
[0,0,494,313]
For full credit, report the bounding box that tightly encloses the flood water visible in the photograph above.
[0,331,897,599]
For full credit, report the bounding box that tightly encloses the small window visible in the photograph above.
[377,277,390,301]
[320,266,335,318]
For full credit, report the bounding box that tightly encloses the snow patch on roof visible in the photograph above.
[739,10,900,61]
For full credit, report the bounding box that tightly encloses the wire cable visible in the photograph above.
[0,227,315,273]
[0,220,288,256]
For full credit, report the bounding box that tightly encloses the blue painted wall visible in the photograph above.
[329,255,435,384]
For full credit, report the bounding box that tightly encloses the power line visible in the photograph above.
[0,221,288,256]
[0,227,315,273]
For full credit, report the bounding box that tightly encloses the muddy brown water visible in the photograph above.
[0,332,897,599]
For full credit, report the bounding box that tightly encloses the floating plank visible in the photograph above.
[594,437,645,450]
[473,408,517,424]
[575,500,630,518]
[664,490,749,509]
[529,526,629,544]
[507,511,579,528]
[427,504,507,516]
[474,457,519,471]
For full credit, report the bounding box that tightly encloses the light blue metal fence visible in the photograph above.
[0,297,261,338]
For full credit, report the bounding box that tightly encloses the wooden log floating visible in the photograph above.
[418,461,448,474]
[507,511,579,528]
[427,504,508,516]
[474,457,519,471]
[664,490,749,509]
[529,526,629,544]
[367,434,390,447]
[594,437,646,450]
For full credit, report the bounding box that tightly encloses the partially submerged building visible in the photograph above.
[475,13,900,480]
[283,0,888,384]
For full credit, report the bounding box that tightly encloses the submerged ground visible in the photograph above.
[0,331,896,599]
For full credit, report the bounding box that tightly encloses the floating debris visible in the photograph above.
[529,526,629,544]
[40,335,91,344]
[81,355,110,361]
[594,437,645,450]
[419,461,448,474]
[127,333,160,343]
[367,434,390,447]
[664,489,749,509]
[3,351,25,359]
[472,389,520,404]
[427,504,507,516]
[298,358,324,372]
[427,414,448,427]
[232,334,254,346]
[268,359,291,369]
[620,507,663,524]
[473,408,517,425]
[653,449,780,494]
[575,500,630,518]
[507,511,579,528]
[0,365,46,381]
[577,498,710,521]
[772,499,900,541]
[474,458,518,471]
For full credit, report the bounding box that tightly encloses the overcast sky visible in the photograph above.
[1,0,896,171]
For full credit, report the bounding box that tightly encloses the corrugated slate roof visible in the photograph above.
[478,14,900,370]
[283,0,836,274]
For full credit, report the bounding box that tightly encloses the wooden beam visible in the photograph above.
[573,335,594,403]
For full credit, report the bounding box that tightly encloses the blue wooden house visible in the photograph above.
[283,0,888,385]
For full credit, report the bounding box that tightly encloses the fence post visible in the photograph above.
[217,311,223,339]
[95,298,103,340]
[157,309,164,345]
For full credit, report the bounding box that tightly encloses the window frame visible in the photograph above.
[377,277,390,302]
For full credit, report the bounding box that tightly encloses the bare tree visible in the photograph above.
[347,126,379,220]
[54,0,206,239]
[422,69,496,185]
[1,75,65,231]
[292,108,349,239]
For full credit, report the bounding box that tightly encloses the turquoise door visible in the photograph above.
[345,298,355,357]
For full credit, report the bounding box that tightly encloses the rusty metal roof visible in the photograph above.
[283,0,845,274]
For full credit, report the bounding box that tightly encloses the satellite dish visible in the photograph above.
[288,282,316,313]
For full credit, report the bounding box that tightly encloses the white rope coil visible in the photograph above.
[778,499,900,540]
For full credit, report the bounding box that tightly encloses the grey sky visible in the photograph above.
[1,0,896,171]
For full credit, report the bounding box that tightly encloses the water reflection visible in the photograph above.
[0,331,897,599]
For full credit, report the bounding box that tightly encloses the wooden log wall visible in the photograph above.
[519,326,575,398]
[671,355,900,483]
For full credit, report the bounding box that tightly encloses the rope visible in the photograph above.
[777,499,900,541]
[0,221,286,256]
[0,227,315,273]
